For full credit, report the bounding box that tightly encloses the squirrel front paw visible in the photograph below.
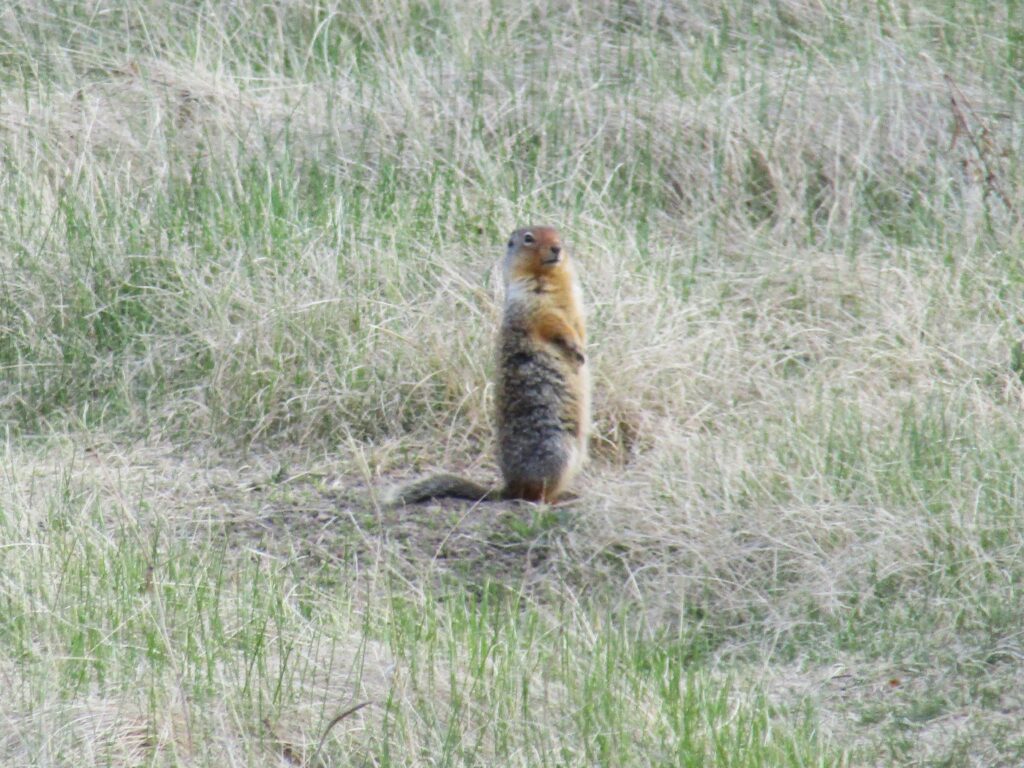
[553,336,586,366]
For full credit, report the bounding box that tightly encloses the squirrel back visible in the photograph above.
[391,225,590,505]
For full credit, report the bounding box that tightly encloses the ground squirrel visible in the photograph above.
[392,225,591,504]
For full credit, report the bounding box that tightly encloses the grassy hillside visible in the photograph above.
[2,1,1023,764]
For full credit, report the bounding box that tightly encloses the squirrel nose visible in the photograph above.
[550,245,561,257]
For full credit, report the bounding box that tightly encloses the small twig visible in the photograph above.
[308,701,373,767]
[943,72,1017,218]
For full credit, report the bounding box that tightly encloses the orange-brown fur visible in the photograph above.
[391,225,590,505]
[496,226,590,503]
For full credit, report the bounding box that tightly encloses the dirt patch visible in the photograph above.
[210,475,586,595]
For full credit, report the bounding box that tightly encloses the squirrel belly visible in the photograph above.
[496,301,589,503]
[392,225,590,506]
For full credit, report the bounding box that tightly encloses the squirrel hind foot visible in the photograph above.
[503,480,563,504]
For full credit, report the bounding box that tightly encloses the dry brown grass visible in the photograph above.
[2,0,1024,764]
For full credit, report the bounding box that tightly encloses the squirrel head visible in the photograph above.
[503,226,567,287]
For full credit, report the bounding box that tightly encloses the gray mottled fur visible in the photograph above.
[391,225,589,505]
[496,301,587,501]
[388,473,500,505]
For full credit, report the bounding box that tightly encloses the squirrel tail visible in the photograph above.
[387,473,503,505]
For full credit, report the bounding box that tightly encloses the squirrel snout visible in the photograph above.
[543,245,562,264]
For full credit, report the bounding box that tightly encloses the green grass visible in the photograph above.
[0,470,839,766]
[2,0,1024,764]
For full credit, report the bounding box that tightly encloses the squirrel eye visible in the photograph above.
[523,232,535,244]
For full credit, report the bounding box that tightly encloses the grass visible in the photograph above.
[2,0,1024,764]
[0,450,834,766]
